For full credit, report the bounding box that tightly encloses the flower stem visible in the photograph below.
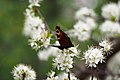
[91,68,93,80]
[96,67,99,80]
[68,72,71,80]
[22,73,25,80]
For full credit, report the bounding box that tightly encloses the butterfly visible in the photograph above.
[53,26,74,50]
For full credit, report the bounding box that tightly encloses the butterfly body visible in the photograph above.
[53,26,74,50]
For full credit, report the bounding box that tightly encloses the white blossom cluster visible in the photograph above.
[23,0,52,50]
[53,47,79,72]
[83,47,104,67]
[12,64,36,80]
[75,7,96,20]
[100,20,120,37]
[54,52,73,72]
[83,40,112,67]
[101,3,120,21]
[100,2,120,37]
[46,71,79,80]
[68,7,97,41]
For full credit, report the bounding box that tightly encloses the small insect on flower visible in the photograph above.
[11,64,36,80]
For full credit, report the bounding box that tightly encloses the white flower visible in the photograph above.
[29,0,42,8]
[102,3,120,21]
[83,47,104,67]
[58,72,79,80]
[37,47,59,61]
[46,71,58,80]
[23,10,51,49]
[25,8,34,17]
[74,20,91,31]
[99,40,112,52]
[100,20,120,37]
[68,20,91,41]
[12,64,36,80]
[23,15,45,38]
[29,39,41,50]
[70,7,97,42]
[29,30,51,50]
[23,2,52,50]
[85,17,97,30]
[53,46,79,72]
[40,31,51,48]
[67,47,79,57]
[53,53,73,72]
[75,7,96,20]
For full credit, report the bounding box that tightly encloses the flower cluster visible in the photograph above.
[75,7,96,20]
[53,47,79,72]
[83,47,104,67]
[68,7,97,41]
[83,40,112,67]
[23,0,52,50]
[53,52,73,72]
[12,64,36,80]
[100,20,120,37]
[101,3,120,21]
[100,2,120,37]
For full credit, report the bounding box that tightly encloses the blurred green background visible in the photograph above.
[0,0,118,80]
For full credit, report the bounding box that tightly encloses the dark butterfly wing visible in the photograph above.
[54,26,74,50]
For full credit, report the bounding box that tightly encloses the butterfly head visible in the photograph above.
[56,26,61,39]
[56,26,60,29]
